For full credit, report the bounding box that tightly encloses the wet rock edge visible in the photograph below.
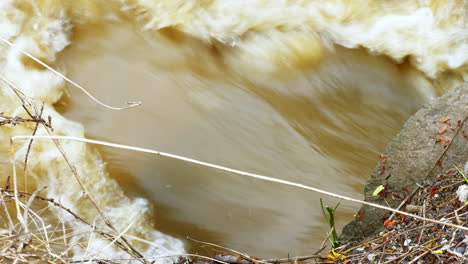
[340,82,468,244]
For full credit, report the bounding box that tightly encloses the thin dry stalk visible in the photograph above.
[313,227,335,255]
[2,188,149,262]
[188,237,268,264]
[0,37,141,111]
[67,254,230,264]
[11,135,468,233]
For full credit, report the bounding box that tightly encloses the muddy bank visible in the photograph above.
[340,82,468,244]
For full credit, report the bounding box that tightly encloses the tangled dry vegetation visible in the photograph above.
[0,71,162,263]
[333,168,468,263]
[0,111,151,263]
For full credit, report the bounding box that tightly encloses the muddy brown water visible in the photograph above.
[56,19,429,257]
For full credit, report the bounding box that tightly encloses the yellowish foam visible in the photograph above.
[121,0,467,78]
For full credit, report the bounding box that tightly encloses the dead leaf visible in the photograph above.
[379,165,386,174]
[325,253,335,261]
[442,135,452,142]
[402,187,411,193]
[438,124,449,134]
[462,131,467,137]
[406,204,421,213]
[379,155,387,163]
[358,211,365,221]
[392,193,404,200]
[439,116,450,123]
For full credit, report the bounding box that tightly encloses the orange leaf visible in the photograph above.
[438,124,449,134]
[379,155,387,163]
[462,131,467,137]
[383,219,396,226]
[439,116,450,123]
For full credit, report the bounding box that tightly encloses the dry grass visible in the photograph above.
[0,184,232,263]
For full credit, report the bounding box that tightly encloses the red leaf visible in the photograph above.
[436,160,442,168]
[430,187,439,197]
[383,219,396,226]
[358,211,365,221]
[379,165,386,174]
[402,187,411,193]
[457,120,462,127]
[462,131,467,137]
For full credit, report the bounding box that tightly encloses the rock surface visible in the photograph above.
[340,82,468,244]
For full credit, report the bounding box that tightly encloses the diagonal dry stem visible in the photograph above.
[0,37,141,111]
[10,135,468,232]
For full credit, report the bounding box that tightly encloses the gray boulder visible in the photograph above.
[340,82,468,243]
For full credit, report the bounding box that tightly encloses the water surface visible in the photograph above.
[58,20,428,256]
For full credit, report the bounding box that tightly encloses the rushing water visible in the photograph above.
[0,0,466,261]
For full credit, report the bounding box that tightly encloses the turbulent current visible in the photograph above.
[0,0,467,261]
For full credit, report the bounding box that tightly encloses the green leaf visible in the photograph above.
[372,185,385,196]
[320,198,340,248]
[454,165,468,183]
[320,198,330,223]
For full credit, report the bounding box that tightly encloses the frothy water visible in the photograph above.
[0,0,466,260]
